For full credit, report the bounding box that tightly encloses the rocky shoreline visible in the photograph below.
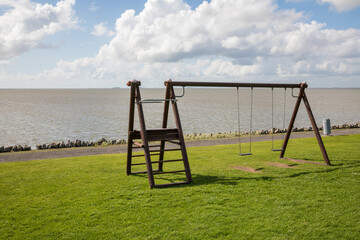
[183,122,360,141]
[0,122,359,154]
[0,138,127,154]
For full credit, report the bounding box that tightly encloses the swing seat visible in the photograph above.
[271,148,283,152]
[239,153,252,156]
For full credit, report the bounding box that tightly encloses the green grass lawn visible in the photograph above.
[1,134,359,239]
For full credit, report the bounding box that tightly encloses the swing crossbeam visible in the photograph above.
[166,81,301,88]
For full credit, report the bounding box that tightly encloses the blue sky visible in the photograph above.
[0,0,360,88]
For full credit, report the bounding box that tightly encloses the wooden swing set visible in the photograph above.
[127,79,330,188]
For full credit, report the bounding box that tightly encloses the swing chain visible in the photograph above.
[249,87,253,153]
[236,87,242,154]
[237,87,253,156]
[271,87,287,151]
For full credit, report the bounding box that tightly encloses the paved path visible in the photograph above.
[1,128,359,163]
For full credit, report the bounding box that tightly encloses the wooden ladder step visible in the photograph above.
[153,170,186,175]
[154,181,191,188]
[148,133,179,141]
[166,140,181,145]
[129,128,180,141]
[132,142,160,148]
[130,170,186,175]
[130,170,161,175]
[146,128,179,134]
[132,153,160,158]
[131,159,184,166]
[131,148,181,158]
[149,148,181,153]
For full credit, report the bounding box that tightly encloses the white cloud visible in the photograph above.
[0,60,10,66]
[318,0,360,12]
[94,0,360,78]
[91,22,115,36]
[89,1,98,12]
[99,0,302,63]
[0,0,77,60]
[1,0,360,88]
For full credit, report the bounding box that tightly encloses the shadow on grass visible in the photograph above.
[327,159,360,166]
[129,172,193,188]
[190,162,360,186]
[127,161,360,188]
[190,174,271,186]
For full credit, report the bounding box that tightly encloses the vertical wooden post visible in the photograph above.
[126,80,137,175]
[280,83,306,158]
[302,92,331,165]
[134,84,156,188]
[158,80,172,172]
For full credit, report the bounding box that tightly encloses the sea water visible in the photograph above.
[0,88,359,147]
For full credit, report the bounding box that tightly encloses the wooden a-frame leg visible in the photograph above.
[126,82,136,175]
[280,83,331,166]
[302,92,331,165]
[170,86,192,183]
[126,136,133,175]
[280,84,306,158]
[135,86,156,188]
[158,82,172,172]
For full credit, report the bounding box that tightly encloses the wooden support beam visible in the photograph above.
[302,92,331,165]
[280,82,331,165]
[135,85,155,188]
[166,81,301,89]
[169,84,192,183]
[280,83,306,158]
[159,81,172,171]
[126,80,137,175]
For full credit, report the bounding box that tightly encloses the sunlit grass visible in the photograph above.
[0,134,359,239]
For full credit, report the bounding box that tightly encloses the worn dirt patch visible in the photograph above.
[232,166,262,173]
[267,162,296,168]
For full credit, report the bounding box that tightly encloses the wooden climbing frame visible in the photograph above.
[126,79,331,188]
[126,80,192,188]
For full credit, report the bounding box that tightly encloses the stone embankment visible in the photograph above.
[183,122,360,141]
[35,138,126,150]
[0,145,31,153]
[0,138,126,153]
[0,122,359,153]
